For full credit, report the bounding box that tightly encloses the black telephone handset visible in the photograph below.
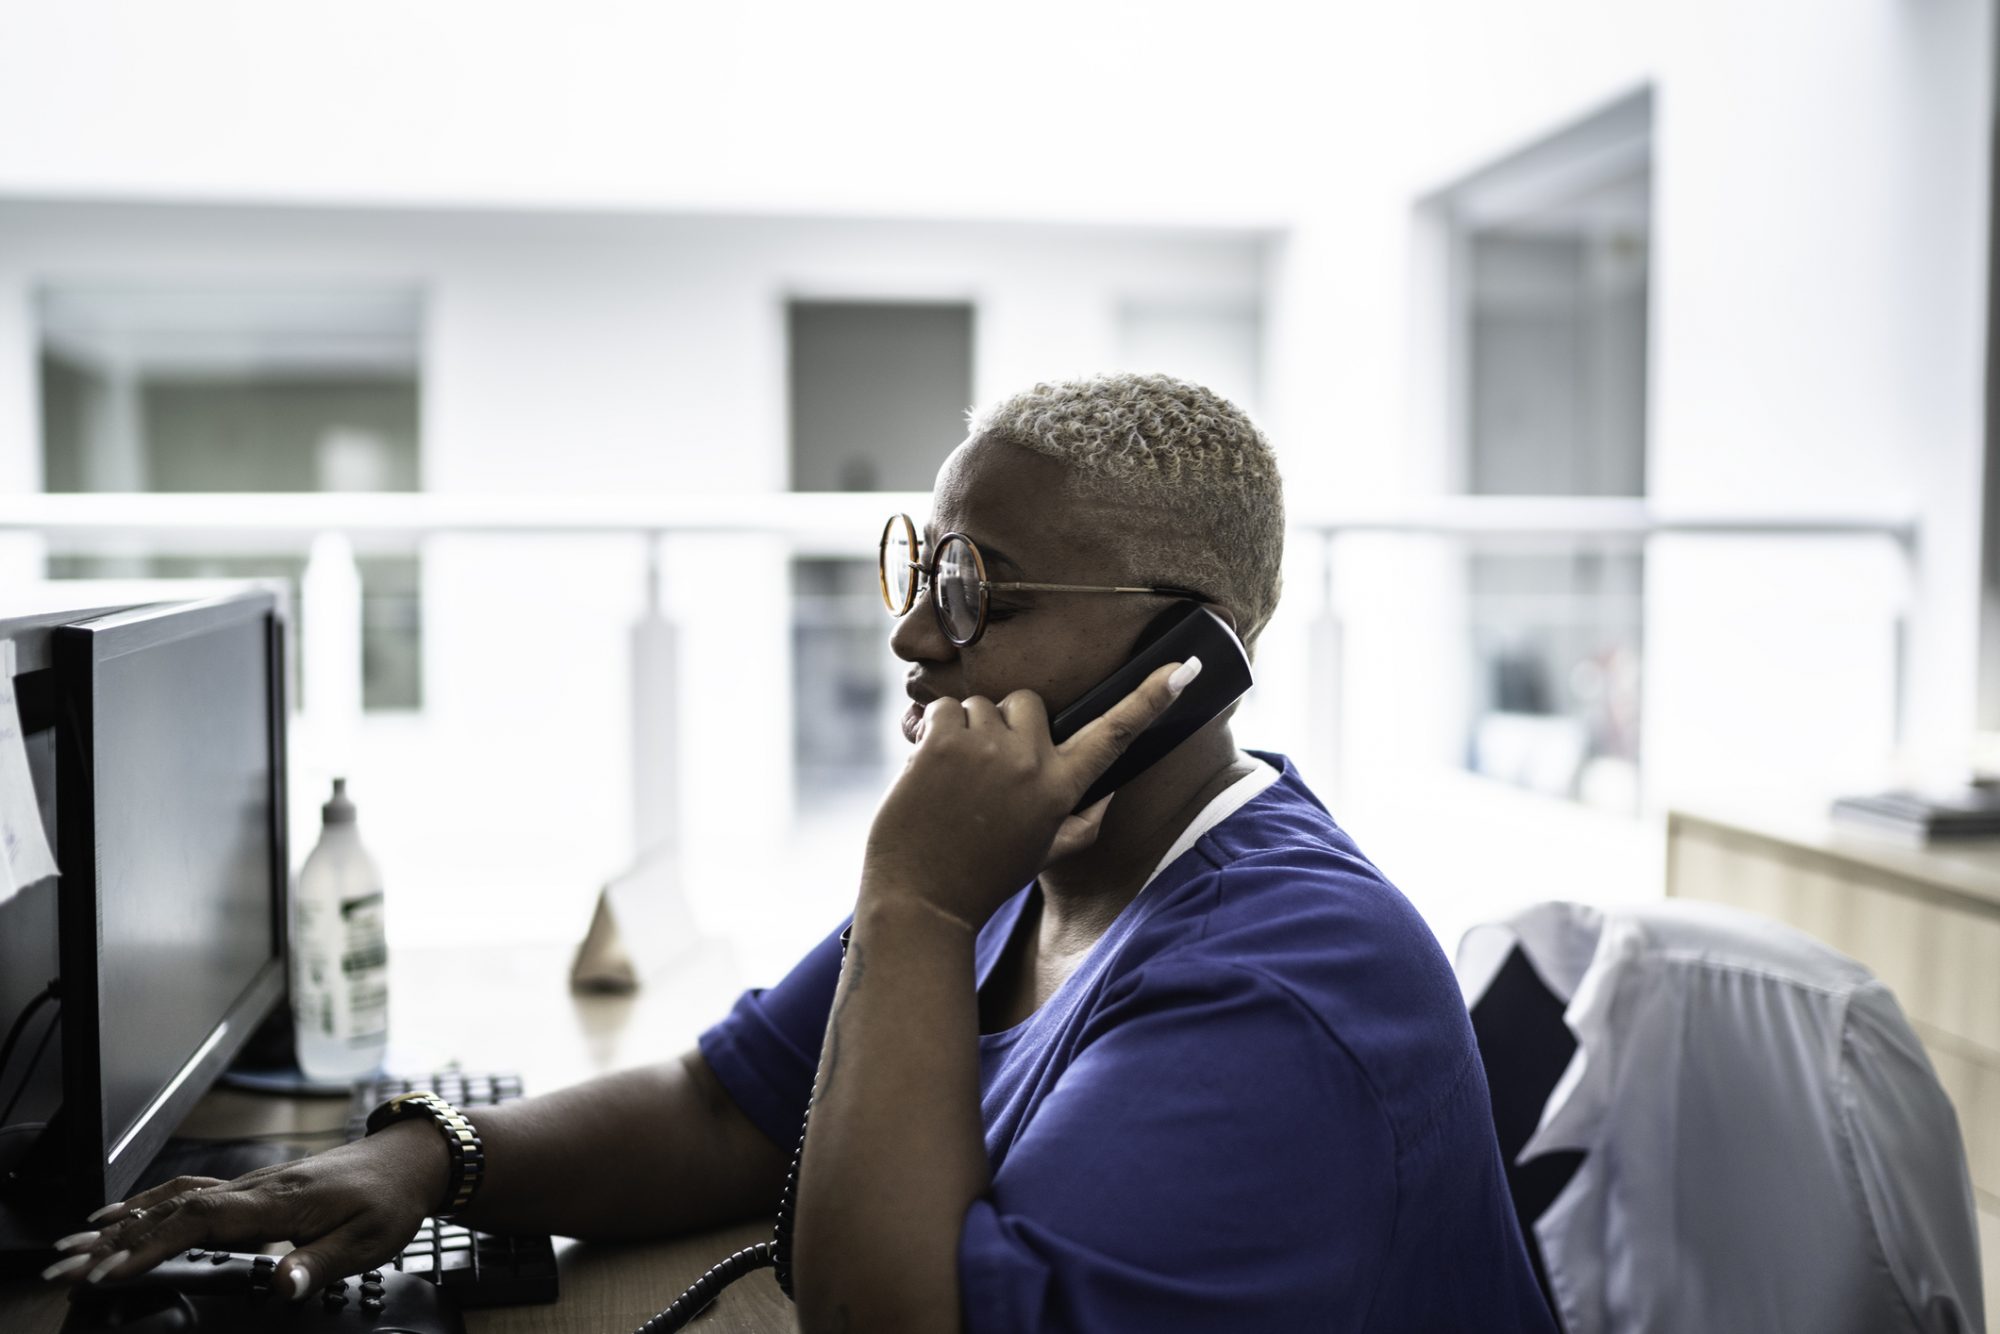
[1048,601,1255,811]
[638,601,1253,1332]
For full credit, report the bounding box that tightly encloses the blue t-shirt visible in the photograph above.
[699,754,1556,1332]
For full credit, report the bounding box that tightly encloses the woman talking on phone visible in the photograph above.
[56,374,1555,1332]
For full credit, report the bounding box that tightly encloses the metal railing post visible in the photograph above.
[1306,529,1344,806]
[301,530,363,776]
[631,532,680,863]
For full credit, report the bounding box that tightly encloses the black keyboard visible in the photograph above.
[345,1070,558,1308]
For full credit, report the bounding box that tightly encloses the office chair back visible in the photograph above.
[1457,899,1984,1334]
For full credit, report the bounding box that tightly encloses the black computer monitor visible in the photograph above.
[0,592,288,1250]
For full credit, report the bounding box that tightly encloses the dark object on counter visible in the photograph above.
[1831,782,2000,840]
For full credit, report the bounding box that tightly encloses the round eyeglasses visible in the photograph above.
[878,513,1208,646]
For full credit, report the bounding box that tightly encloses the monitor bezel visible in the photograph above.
[51,591,290,1214]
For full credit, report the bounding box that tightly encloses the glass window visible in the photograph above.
[793,558,896,798]
[787,301,975,802]
[37,286,424,711]
[1450,104,1651,812]
[788,300,975,493]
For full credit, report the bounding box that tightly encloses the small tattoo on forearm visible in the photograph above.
[818,938,868,1092]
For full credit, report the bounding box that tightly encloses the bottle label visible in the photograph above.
[340,892,389,1043]
[291,885,388,1048]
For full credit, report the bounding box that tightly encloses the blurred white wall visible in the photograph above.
[0,0,1991,962]
[1646,0,1989,803]
[0,1,1319,228]
[0,202,1267,964]
[1264,0,1992,948]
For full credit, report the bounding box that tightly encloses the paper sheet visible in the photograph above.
[0,639,60,903]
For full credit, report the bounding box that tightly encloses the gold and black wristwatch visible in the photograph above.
[363,1091,487,1216]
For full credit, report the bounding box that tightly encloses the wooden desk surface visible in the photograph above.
[1670,806,2000,914]
[0,937,799,1333]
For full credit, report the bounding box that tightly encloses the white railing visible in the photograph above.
[0,491,1921,834]
[0,490,1921,544]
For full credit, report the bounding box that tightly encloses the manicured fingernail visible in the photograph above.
[284,1266,311,1301]
[53,1231,101,1252]
[84,1249,130,1284]
[85,1203,122,1224]
[1167,657,1202,694]
[41,1253,94,1281]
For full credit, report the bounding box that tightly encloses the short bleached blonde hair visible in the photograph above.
[967,372,1285,646]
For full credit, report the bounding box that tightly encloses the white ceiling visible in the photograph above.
[0,1,1332,229]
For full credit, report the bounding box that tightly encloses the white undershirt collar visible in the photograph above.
[1141,755,1281,890]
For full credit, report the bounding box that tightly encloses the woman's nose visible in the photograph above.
[888,595,952,663]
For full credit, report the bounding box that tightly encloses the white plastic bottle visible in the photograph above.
[291,778,389,1083]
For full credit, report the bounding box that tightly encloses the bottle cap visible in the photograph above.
[323,777,357,826]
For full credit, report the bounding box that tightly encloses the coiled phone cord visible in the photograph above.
[630,928,849,1332]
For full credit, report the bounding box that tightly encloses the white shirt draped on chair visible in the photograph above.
[1458,899,1985,1334]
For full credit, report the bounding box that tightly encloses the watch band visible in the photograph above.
[364,1091,486,1216]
